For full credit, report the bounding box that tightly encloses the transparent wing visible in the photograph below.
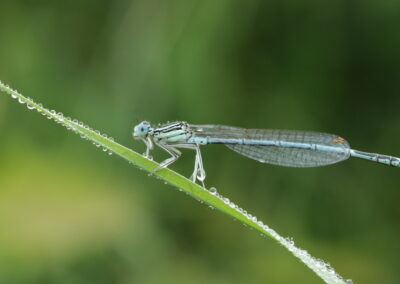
[189,124,351,167]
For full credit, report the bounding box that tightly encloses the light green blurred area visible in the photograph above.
[0,0,400,283]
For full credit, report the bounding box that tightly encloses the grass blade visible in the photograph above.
[0,81,352,284]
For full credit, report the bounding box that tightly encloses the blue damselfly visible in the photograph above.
[132,121,399,184]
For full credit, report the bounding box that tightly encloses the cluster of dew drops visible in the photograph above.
[4,84,115,156]
[207,187,268,228]
[206,186,352,284]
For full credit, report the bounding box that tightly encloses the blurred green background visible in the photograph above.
[0,1,399,283]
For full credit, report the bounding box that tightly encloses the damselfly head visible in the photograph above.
[132,121,151,139]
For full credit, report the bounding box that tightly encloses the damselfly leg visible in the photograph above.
[142,137,154,159]
[152,142,206,186]
[193,146,206,184]
[153,142,182,171]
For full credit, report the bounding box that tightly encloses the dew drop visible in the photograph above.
[285,237,295,246]
[18,98,25,104]
[27,103,35,110]
[209,187,217,195]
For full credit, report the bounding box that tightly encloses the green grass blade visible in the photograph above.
[0,81,352,284]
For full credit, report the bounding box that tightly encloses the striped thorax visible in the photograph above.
[153,121,191,143]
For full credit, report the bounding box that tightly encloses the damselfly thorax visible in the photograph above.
[152,121,192,143]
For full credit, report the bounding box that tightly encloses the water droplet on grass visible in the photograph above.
[209,187,217,195]
[26,103,35,110]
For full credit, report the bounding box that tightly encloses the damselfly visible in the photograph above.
[132,121,399,185]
